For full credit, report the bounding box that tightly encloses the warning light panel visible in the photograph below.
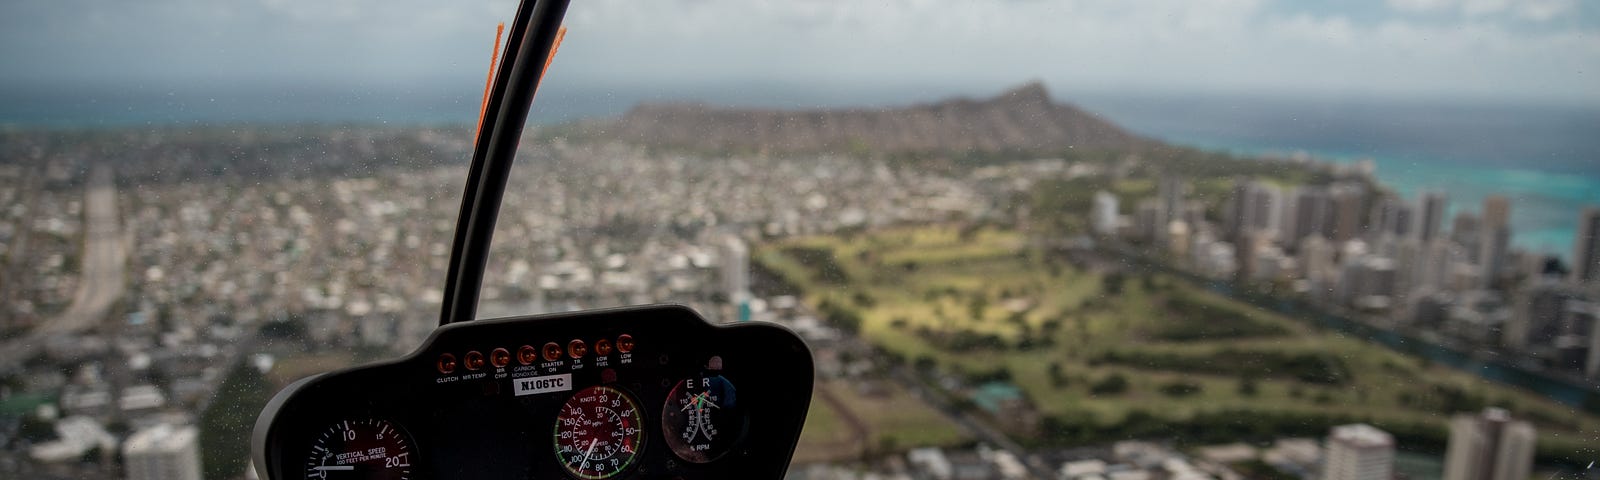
[437,353,458,374]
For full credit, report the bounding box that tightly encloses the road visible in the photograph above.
[887,365,1055,479]
[819,324,1053,478]
[43,166,126,333]
[0,166,126,370]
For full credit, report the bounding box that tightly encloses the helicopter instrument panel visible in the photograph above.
[252,305,813,480]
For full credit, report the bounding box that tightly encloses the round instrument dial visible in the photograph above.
[661,360,743,463]
[305,418,416,480]
[554,385,644,479]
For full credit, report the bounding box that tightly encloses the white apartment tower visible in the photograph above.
[1322,423,1395,480]
[123,424,202,480]
[1442,408,1537,480]
[1092,190,1119,236]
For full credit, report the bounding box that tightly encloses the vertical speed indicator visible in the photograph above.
[305,418,416,480]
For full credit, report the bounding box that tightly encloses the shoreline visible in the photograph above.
[1163,136,1599,260]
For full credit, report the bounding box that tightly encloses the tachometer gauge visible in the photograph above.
[305,418,416,480]
[661,356,743,463]
[554,385,644,479]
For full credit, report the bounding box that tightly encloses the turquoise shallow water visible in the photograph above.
[1070,94,1600,263]
[1173,136,1600,260]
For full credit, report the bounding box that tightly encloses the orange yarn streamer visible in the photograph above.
[473,23,566,144]
[474,22,506,142]
[540,27,567,85]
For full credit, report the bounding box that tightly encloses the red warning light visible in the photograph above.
[464,350,485,371]
[542,342,563,362]
[616,334,635,353]
[517,345,538,365]
[593,339,613,356]
[568,339,588,359]
[490,348,511,368]
[437,353,458,374]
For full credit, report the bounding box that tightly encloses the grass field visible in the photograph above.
[759,225,1600,461]
[793,378,969,463]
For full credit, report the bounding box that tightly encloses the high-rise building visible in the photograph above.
[1322,423,1394,480]
[1225,178,1250,238]
[1154,176,1190,251]
[1574,207,1600,284]
[1506,280,1584,351]
[1225,179,1283,241]
[1299,235,1336,292]
[1234,230,1263,283]
[720,235,750,321]
[1336,251,1398,312]
[123,424,202,480]
[1389,237,1424,298]
[1135,198,1162,243]
[1092,190,1119,236]
[1452,211,1482,264]
[1247,182,1283,238]
[1417,192,1448,243]
[1480,196,1512,287]
[1371,197,1415,241]
[1288,187,1331,246]
[1168,219,1192,258]
[1442,408,1536,480]
[1585,305,1600,379]
[1328,184,1366,243]
[1158,176,1188,230]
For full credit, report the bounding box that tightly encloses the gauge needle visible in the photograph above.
[312,466,355,471]
[578,438,598,467]
[682,391,720,411]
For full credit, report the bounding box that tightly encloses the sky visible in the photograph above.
[1,0,1598,123]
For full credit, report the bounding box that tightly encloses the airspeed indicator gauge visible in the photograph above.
[554,385,644,479]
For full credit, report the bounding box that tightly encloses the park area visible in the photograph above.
[758,225,1599,463]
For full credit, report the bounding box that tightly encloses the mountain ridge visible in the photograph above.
[606,82,1157,155]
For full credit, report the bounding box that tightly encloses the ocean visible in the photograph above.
[1072,93,1600,260]
[4,85,1596,259]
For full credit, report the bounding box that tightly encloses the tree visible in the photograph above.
[1159,381,1203,397]
[1101,272,1125,296]
[1090,373,1129,395]
[201,361,272,480]
[968,295,989,322]
[1048,362,1068,388]
[1237,376,1259,397]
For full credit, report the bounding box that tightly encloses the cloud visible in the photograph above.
[1513,0,1577,21]
[1,0,1596,106]
[1386,0,1455,13]
[1386,0,1577,21]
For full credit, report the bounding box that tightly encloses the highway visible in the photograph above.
[0,166,126,370]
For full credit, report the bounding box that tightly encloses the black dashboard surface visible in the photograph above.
[252,305,813,480]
